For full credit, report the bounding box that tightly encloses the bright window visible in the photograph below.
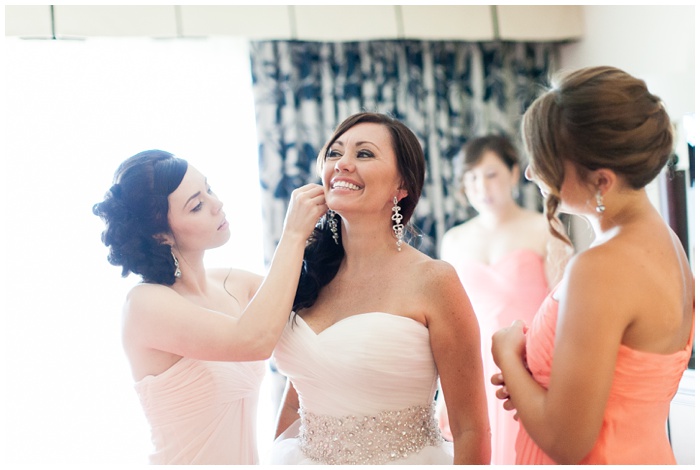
[3,37,273,464]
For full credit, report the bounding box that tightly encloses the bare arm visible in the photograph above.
[124,184,328,362]
[426,261,491,464]
[492,251,626,463]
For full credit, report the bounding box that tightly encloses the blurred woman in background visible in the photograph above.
[438,135,571,464]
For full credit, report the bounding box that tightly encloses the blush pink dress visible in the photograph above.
[440,249,549,464]
[134,356,265,464]
[516,288,695,464]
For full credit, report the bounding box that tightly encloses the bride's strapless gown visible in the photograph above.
[269,312,454,465]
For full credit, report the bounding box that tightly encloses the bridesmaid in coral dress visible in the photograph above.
[492,66,695,464]
[438,135,571,464]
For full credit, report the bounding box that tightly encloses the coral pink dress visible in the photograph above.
[134,356,265,464]
[517,288,695,464]
[441,249,549,464]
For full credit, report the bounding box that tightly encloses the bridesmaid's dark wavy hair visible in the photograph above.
[92,149,188,285]
[292,112,426,313]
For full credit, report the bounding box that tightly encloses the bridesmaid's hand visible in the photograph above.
[281,184,328,241]
[491,319,528,369]
[491,373,519,421]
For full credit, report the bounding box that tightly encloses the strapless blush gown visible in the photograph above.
[134,356,265,464]
[269,312,454,465]
[516,288,695,464]
[441,249,549,464]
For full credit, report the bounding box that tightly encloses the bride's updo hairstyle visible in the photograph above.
[93,150,188,285]
[292,112,426,312]
[521,66,673,243]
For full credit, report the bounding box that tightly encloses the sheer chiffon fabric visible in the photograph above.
[270,312,453,465]
[134,356,265,464]
[517,289,694,464]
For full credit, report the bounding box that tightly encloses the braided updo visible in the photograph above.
[521,66,674,243]
[92,150,188,285]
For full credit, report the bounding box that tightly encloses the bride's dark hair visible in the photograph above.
[92,149,188,285]
[292,112,426,313]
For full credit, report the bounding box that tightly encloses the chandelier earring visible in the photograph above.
[595,189,606,214]
[171,249,182,278]
[327,209,339,245]
[391,196,404,252]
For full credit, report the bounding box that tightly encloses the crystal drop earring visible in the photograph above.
[171,250,182,278]
[328,209,339,245]
[595,190,606,214]
[391,196,404,251]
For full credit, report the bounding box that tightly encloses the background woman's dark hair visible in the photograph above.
[521,65,673,243]
[460,134,520,194]
[92,150,188,285]
[293,112,426,313]
[463,134,520,174]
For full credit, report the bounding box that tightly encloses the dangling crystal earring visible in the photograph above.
[391,196,404,252]
[595,190,606,214]
[327,209,339,245]
[171,250,182,278]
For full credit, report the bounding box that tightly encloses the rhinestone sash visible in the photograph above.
[298,403,443,465]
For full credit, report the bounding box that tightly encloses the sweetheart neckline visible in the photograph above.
[296,312,427,337]
[461,248,544,268]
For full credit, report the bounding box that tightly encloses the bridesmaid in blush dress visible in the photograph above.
[93,150,327,464]
[492,66,694,464]
[438,135,571,464]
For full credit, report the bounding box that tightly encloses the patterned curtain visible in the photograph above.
[249,40,559,263]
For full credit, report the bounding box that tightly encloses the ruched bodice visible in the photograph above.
[455,249,548,335]
[134,356,265,464]
[271,312,453,465]
[277,312,439,415]
[517,290,694,464]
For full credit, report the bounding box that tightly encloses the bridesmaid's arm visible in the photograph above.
[122,184,326,363]
[274,378,300,439]
[492,251,625,463]
[426,261,491,464]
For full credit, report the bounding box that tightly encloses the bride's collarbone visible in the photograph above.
[333,261,421,287]
[307,289,421,326]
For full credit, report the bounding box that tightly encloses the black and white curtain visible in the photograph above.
[249,40,559,263]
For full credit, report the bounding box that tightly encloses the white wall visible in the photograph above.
[559,5,695,124]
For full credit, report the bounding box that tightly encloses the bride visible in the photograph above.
[269,112,491,465]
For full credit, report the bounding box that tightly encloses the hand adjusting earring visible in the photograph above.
[327,209,339,245]
[595,189,606,214]
[171,249,182,278]
[391,196,404,251]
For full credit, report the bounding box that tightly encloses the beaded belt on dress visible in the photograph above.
[298,402,443,465]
